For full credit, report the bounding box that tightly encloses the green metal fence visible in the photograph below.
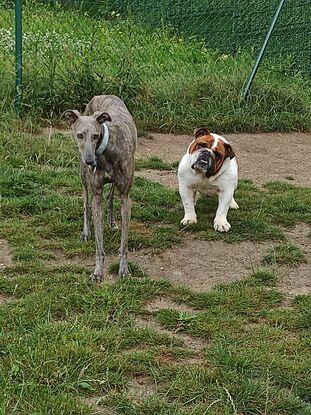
[0,0,310,117]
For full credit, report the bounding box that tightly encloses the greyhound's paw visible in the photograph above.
[90,272,103,283]
[118,265,130,279]
[214,216,231,232]
[230,199,239,209]
[109,221,119,231]
[80,231,91,242]
[181,216,197,226]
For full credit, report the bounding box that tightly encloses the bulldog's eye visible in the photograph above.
[77,132,84,139]
[197,143,207,148]
[214,150,221,158]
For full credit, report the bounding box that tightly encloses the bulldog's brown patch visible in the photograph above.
[213,140,236,173]
[188,134,215,154]
[189,133,235,175]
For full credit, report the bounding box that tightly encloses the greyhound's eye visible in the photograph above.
[77,133,84,139]
[93,134,100,140]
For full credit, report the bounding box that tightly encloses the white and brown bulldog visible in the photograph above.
[177,127,238,232]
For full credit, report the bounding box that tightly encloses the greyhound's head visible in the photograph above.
[63,110,112,167]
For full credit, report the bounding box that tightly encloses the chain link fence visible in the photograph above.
[0,0,310,128]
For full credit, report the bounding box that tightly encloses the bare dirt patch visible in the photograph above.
[278,224,311,297]
[145,296,198,314]
[135,316,206,353]
[0,239,13,270]
[83,397,117,415]
[0,295,12,306]
[131,236,272,292]
[136,169,177,189]
[137,132,311,187]
[128,375,156,401]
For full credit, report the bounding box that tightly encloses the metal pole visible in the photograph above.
[15,0,23,112]
[242,0,286,99]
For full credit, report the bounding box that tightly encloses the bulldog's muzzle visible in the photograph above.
[191,151,215,177]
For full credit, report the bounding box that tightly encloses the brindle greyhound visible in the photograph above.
[64,95,137,280]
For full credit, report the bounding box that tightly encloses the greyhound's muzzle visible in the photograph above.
[85,158,97,167]
[191,152,215,177]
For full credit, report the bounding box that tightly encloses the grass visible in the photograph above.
[136,156,178,171]
[0,120,311,413]
[263,243,307,266]
[0,2,311,133]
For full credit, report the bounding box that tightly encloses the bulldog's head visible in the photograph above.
[189,127,235,177]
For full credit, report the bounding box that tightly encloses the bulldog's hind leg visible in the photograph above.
[230,196,239,210]
[179,184,197,226]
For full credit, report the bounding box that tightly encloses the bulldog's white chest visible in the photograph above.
[193,179,219,196]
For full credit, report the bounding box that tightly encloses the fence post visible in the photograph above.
[242,0,286,99]
[15,0,23,113]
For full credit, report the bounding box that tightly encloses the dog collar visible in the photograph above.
[95,123,109,156]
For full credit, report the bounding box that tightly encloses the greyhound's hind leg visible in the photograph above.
[119,193,130,278]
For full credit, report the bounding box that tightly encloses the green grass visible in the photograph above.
[1,119,311,413]
[136,156,178,171]
[263,243,306,266]
[52,0,310,73]
[1,2,311,132]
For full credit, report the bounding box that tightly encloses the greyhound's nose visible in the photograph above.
[85,159,97,167]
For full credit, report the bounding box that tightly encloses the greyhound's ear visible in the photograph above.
[194,127,210,139]
[93,111,112,124]
[62,110,81,125]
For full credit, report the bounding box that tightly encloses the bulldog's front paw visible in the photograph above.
[214,216,231,232]
[181,216,197,226]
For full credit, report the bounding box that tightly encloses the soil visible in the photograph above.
[82,398,117,415]
[278,224,311,297]
[135,316,206,353]
[0,239,13,270]
[137,132,311,187]
[130,237,273,292]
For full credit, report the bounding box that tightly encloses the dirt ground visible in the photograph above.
[137,132,311,187]
[0,239,12,271]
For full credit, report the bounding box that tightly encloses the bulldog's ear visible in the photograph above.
[224,142,235,159]
[62,110,81,125]
[93,111,112,124]
[194,127,210,139]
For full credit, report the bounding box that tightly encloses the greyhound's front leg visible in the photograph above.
[119,193,131,278]
[91,191,105,282]
[107,184,118,230]
[80,164,91,241]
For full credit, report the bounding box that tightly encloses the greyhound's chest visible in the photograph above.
[96,157,114,181]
